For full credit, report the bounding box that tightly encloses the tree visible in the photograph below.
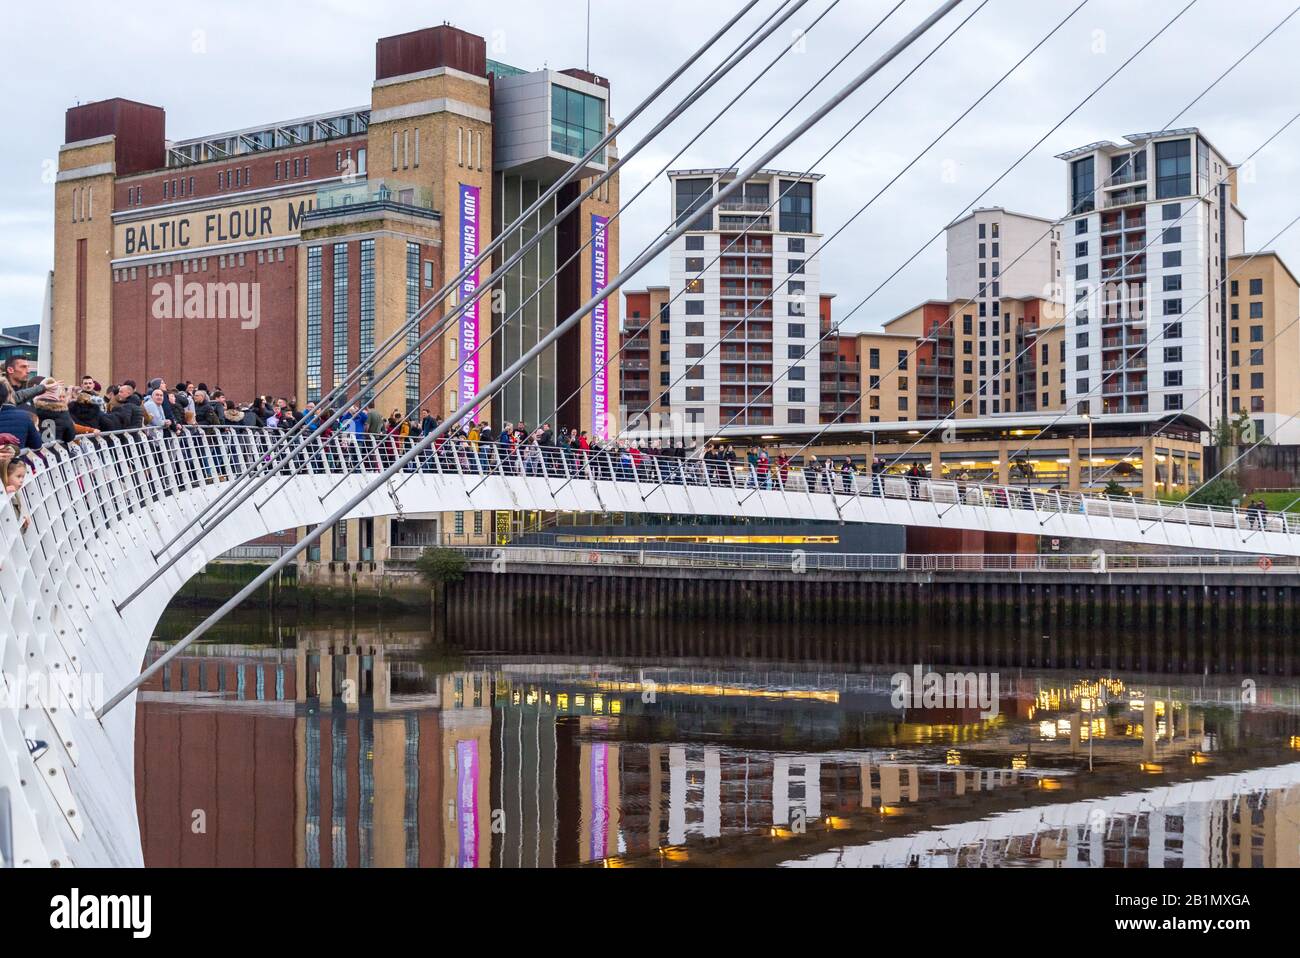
[1186,476,1243,507]
[1212,409,1271,448]
[416,547,469,629]
[415,546,468,585]
[1102,479,1128,499]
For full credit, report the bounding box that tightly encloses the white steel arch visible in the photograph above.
[3,424,1300,867]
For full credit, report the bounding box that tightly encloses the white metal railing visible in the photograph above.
[442,546,1300,574]
[9,425,1300,556]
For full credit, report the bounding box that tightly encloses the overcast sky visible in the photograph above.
[5,0,1300,335]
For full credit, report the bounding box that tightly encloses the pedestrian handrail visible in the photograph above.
[429,546,1297,573]
[9,424,1300,552]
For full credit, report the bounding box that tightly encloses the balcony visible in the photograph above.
[718,200,772,214]
[916,361,954,378]
[821,360,861,374]
[1102,333,1146,349]
[1105,187,1148,208]
[1103,356,1146,370]
[1104,167,1146,188]
[819,401,861,418]
[620,358,649,370]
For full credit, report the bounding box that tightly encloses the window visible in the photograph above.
[1251,395,1265,413]
[1231,280,1239,296]
[1162,202,1181,220]
[787,237,805,253]
[789,366,805,381]
[1164,394,1184,410]
[1155,138,1192,198]
[332,244,349,385]
[1076,264,1089,281]
[1250,349,1264,366]
[1231,304,1240,321]
[685,386,704,402]
[1164,322,1182,339]
[1164,370,1183,387]
[978,223,986,239]
[1076,378,1090,395]
[660,372,670,385]
[1250,325,1264,342]
[787,259,805,274]
[787,409,805,424]
[1250,278,1263,296]
[1163,299,1182,315]
[674,177,713,230]
[661,329,671,344]
[869,348,880,369]
[1070,156,1095,214]
[1075,241,1088,258]
[1162,251,1181,269]
[1250,302,1264,319]
[897,350,908,370]
[787,345,804,359]
[684,256,704,272]
[684,300,704,315]
[1076,355,1089,371]
[1251,372,1264,389]
[685,342,702,358]
[685,322,704,337]
[1163,275,1182,292]
[1076,332,1089,348]
[779,179,813,232]
[305,247,322,402]
[1075,218,1088,235]
[787,323,805,338]
[685,235,704,251]
[660,350,669,364]
[1164,346,1182,363]
[1162,227,1181,244]
[551,84,606,161]
[787,388,805,403]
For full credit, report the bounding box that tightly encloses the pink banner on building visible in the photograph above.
[458,183,482,421]
[590,214,611,439]
[456,739,479,868]
[589,742,609,860]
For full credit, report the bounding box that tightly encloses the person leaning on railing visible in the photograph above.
[0,384,42,450]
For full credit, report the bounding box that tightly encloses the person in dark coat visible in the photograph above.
[0,384,41,449]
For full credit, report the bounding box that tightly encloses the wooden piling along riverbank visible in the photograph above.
[444,560,1300,674]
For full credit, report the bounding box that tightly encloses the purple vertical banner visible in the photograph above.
[458,184,482,421]
[589,743,609,860]
[590,213,611,440]
[456,739,479,868]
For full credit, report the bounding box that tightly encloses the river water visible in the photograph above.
[136,604,1300,868]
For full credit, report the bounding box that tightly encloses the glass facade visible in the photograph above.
[1156,138,1192,199]
[779,179,813,233]
[494,172,558,427]
[551,84,605,162]
[332,244,349,387]
[675,177,713,230]
[359,239,375,387]
[405,242,421,415]
[1070,157,1095,214]
[306,246,322,402]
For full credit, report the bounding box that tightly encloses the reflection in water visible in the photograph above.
[136,610,1300,867]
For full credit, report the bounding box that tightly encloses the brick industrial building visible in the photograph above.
[52,23,619,437]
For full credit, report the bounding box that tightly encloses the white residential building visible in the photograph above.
[945,207,1062,416]
[1057,129,1245,429]
[667,168,823,432]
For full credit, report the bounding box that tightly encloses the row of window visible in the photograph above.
[110,246,288,282]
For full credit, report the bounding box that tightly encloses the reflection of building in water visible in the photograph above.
[137,633,493,867]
